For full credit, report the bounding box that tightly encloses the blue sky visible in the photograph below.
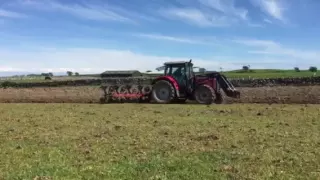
[0,0,319,74]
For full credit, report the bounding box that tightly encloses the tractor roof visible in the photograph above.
[164,61,192,65]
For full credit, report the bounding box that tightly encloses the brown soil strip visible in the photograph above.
[0,86,319,104]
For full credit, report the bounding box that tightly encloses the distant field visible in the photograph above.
[0,103,319,179]
[222,69,318,78]
[143,69,319,79]
[0,76,100,83]
[0,69,318,83]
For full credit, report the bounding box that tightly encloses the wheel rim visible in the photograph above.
[156,87,170,101]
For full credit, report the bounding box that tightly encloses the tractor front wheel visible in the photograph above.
[215,91,225,104]
[194,85,215,104]
[151,80,176,104]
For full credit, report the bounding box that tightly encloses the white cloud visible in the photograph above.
[0,47,285,74]
[234,38,320,62]
[198,0,248,20]
[233,38,280,47]
[134,33,218,45]
[159,0,266,28]
[52,3,133,23]
[251,0,286,22]
[0,66,24,72]
[248,23,264,27]
[5,0,281,28]
[249,49,320,61]
[10,0,138,23]
[0,9,26,18]
[263,18,273,24]
[161,8,233,27]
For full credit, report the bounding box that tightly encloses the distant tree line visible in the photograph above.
[66,71,80,76]
[240,65,317,73]
[26,71,81,77]
[294,66,317,72]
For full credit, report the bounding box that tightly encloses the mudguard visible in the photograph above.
[152,76,180,97]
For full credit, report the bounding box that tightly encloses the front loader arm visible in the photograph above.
[215,74,240,98]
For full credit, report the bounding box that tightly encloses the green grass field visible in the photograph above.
[0,103,319,179]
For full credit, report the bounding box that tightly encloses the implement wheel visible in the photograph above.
[151,80,176,104]
[194,84,215,105]
[129,85,141,102]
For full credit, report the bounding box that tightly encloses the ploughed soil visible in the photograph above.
[0,86,319,104]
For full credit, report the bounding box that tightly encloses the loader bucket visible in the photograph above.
[225,89,240,99]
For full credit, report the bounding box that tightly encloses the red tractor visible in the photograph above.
[149,60,240,104]
[100,60,240,104]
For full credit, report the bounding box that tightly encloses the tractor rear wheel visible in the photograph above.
[194,84,215,104]
[151,80,176,104]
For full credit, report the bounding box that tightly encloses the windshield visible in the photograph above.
[171,66,185,76]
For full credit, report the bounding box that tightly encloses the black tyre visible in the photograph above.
[151,80,176,104]
[215,91,225,104]
[194,84,215,104]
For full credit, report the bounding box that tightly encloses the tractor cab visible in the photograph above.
[157,60,194,76]
[160,60,195,95]
[164,60,193,78]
